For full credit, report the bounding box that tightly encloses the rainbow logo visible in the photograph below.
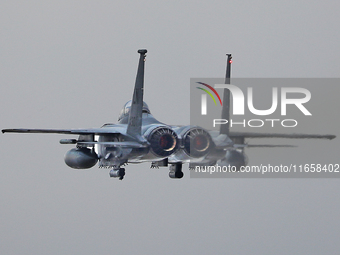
[196,82,222,106]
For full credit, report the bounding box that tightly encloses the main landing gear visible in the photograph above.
[169,163,184,179]
[108,162,184,180]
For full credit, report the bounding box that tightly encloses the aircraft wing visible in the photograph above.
[234,144,296,148]
[1,128,121,135]
[229,132,336,140]
[209,130,335,150]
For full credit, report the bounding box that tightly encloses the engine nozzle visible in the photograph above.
[146,126,179,157]
[183,128,212,158]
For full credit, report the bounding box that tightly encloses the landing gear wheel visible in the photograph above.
[169,170,184,179]
[118,168,125,180]
[109,168,126,180]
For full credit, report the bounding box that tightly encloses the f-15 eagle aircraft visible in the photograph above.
[2,49,335,180]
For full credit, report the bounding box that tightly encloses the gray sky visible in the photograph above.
[1,1,340,254]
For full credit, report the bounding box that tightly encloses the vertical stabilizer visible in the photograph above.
[219,54,232,135]
[127,49,147,138]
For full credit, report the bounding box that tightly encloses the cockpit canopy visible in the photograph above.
[118,100,151,121]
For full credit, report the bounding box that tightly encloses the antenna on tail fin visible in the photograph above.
[219,54,232,135]
[127,49,147,139]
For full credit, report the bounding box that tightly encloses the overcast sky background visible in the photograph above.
[1,1,340,254]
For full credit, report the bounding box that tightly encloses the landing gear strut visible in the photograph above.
[169,163,184,179]
[109,168,126,180]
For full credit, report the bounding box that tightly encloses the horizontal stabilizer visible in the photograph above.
[77,141,148,148]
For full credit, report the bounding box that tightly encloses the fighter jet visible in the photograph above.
[2,49,335,180]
